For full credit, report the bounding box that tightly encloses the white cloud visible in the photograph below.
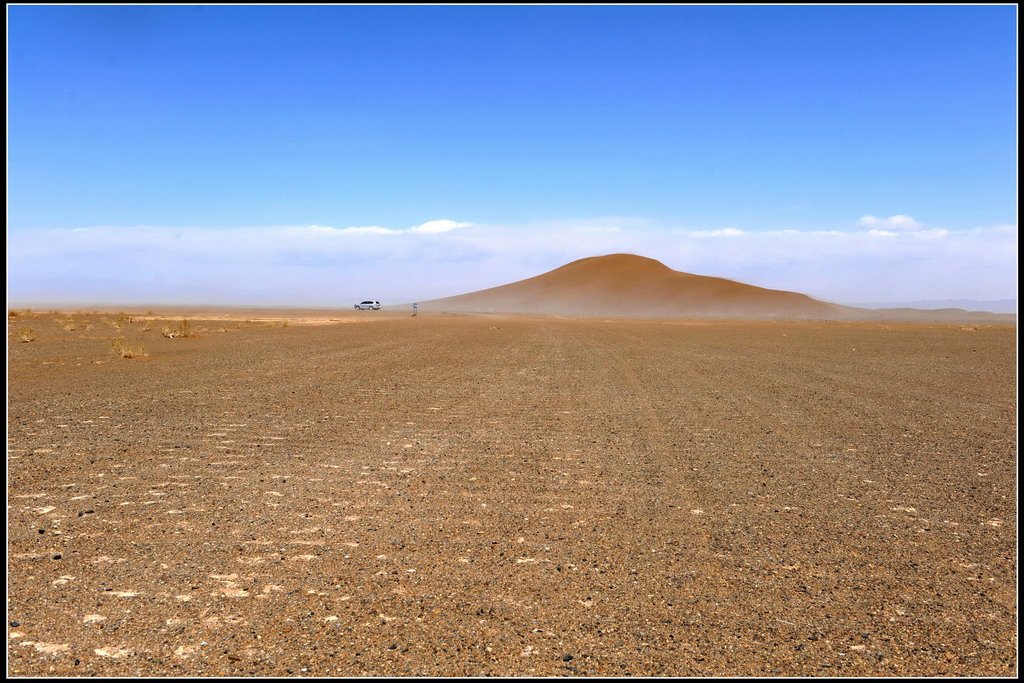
[689,227,745,238]
[911,228,950,239]
[409,219,472,234]
[336,226,402,235]
[857,215,923,231]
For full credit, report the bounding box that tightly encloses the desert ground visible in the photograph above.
[7,309,1017,676]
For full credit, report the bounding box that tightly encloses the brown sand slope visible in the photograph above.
[419,254,846,318]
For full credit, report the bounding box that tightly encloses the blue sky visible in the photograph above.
[7,5,1018,307]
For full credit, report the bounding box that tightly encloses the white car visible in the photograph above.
[354,300,381,311]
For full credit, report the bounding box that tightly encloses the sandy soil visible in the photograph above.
[7,310,1017,676]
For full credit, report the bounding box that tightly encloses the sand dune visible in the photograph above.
[415,254,1014,322]
[419,254,844,318]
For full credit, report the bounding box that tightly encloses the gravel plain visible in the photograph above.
[6,310,1017,676]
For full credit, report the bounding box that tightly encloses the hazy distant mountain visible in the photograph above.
[854,299,1017,314]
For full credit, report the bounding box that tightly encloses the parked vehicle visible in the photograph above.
[354,300,381,310]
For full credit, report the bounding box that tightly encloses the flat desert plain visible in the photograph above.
[7,311,1017,677]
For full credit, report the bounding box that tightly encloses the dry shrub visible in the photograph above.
[16,327,36,342]
[140,320,152,332]
[111,338,148,358]
[161,319,194,338]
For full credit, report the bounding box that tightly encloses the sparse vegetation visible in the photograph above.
[110,338,148,358]
[16,327,36,342]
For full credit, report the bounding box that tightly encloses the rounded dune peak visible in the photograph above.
[560,253,675,270]
[547,253,677,282]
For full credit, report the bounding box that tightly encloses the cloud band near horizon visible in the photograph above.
[7,217,1017,307]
